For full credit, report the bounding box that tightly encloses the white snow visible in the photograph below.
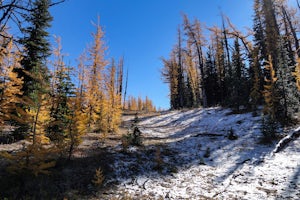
[103,108,300,199]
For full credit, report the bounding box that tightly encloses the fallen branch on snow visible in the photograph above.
[192,133,224,137]
[272,126,300,155]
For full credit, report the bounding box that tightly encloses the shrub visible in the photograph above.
[121,127,142,149]
[228,128,238,140]
[121,113,142,150]
[203,147,211,158]
[92,167,105,187]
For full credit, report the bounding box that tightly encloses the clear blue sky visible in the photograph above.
[48,0,255,109]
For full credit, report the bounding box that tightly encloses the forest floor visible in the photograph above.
[0,108,299,199]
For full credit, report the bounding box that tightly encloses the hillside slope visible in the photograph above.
[102,108,300,199]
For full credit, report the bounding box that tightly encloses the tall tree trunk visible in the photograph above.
[123,68,128,109]
[222,14,232,77]
[117,56,124,96]
[177,27,185,108]
[32,103,41,146]
[281,6,300,57]
[183,15,207,107]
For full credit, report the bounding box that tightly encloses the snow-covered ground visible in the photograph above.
[101,108,300,200]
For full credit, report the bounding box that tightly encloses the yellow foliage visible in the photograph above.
[105,64,122,133]
[1,144,57,176]
[66,95,88,154]
[263,55,279,119]
[127,96,138,111]
[84,17,109,133]
[185,42,200,106]
[83,17,123,135]
[143,96,156,112]
[126,96,156,113]
[0,40,24,126]
[0,36,57,176]
[92,167,105,187]
[25,94,51,145]
[293,57,300,91]
[138,96,143,111]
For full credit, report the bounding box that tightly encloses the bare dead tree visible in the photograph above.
[123,68,128,109]
[224,15,253,55]
[280,5,300,57]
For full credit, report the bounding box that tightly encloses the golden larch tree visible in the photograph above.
[0,39,24,127]
[85,17,109,132]
[105,59,122,133]
[138,96,143,111]
[263,55,279,119]
[0,39,56,175]
[294,57,300,91]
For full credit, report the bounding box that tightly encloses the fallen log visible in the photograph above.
[272,126,300,154]
[192,132,224,137]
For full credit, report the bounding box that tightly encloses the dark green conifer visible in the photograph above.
[18,0,53,100]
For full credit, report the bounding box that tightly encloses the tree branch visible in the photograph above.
[224,16,253,55]
[49,0,66,7]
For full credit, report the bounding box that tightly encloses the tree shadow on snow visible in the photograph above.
[109,117,277,189]
[276,153,300,199]
[1,109,296,199]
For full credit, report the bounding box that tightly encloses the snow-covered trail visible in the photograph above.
[102,108,300,200]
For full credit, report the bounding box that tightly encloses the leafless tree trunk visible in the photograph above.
[123,68,128,109]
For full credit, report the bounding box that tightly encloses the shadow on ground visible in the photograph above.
[0,110,298,199]
[0,147,116,199]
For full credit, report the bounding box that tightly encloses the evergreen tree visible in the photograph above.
[253,0,267,63]
[18,0,52,99]
[210,27,226,105]
[13,0,53,138]
[252,0,266,98]
[204,46,220,106]
[0,38,57,175]
[230,38,249,111]
[275,37,299,121]
[47,36,75,148]
[249,47,262,114]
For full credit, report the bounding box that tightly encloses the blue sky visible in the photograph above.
[48,0,254,109]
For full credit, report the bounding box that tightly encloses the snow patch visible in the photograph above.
[105,108,300,199]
